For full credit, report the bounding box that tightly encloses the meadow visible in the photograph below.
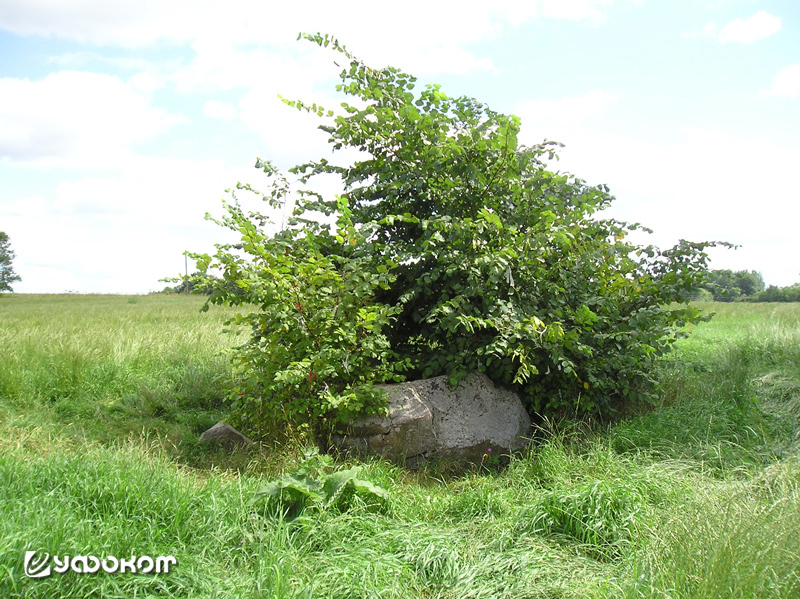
[1,294,798,598]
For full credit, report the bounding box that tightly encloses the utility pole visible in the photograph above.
[185,254,189,296]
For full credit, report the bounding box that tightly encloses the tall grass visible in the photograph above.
[1,296,799,598]
[620,459,800,599]
[0,294,240,448]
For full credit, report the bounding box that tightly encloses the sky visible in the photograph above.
[1,0,798,294]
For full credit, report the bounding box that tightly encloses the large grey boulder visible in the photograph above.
[332,372,531,465]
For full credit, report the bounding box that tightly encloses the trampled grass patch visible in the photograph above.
[2,295,799,597]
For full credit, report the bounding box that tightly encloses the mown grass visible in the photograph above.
[1,295,799,598]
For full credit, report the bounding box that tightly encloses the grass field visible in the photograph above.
[1,295,799,598]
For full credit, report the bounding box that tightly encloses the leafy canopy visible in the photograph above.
[189,33,725,433]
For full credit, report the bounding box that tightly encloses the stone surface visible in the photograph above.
[199,422,255,451]
[333,372,531,465]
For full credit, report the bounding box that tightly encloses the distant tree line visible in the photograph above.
[703,269,765,302]
[745,283,800,303]
[685,269,800,302]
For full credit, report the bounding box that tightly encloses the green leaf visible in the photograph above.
[320,466,360,507]
[352,479,390,501]
[478,208,502,229]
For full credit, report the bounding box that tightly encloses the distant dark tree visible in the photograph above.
[733,270,765,297]
[0,231,21,292]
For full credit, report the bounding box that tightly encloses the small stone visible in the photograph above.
[199,422,255,451]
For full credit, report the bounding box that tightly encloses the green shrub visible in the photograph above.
[189,33,725,433]
[191,185,406,433]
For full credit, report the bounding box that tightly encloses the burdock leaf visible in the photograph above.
[352,479,390,501]
[320,466,360,507]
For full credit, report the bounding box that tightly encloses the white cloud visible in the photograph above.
[760,65,800,99]
[0,71,184,168]
[174,41,279,93]
[683,11,781,44]
[238,84,339,169]
[718,11,781,44]
[498,0,637,25]
[681,21,719,39]
[391,46,495,77]
[204,100,237,121]
[0,0,628,46]
[515,124,800,285]
[52,155,258,222]
[128,71,165,94]
[160,13,496,92]
[47,51,153,71]
[515,89,623,141]
[4,155,277,293]
[1,0,630,80]
[0,0,208,47]
[6,0,795,293]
